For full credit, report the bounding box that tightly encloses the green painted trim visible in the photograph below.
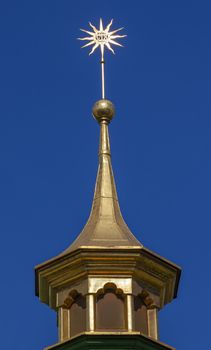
[45,334,175,350]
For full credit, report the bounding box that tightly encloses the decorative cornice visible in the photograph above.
[35,247,180,310]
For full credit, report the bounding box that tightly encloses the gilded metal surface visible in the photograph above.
[58,308,70,341]
[92,100,115,123]
[78,19,126,98]
[60,119,142,253]
[147,308,158,340]
[88,276,132,294]
[35,247,180,312]
[87,294,95,331]
[57,280,87,307]
[126,295,133,331]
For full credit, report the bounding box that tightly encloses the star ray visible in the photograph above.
[100,43,105,59]
[99,18,104,31]
[109,28,124,35]
[109,39,123,47]
[89,42,99,55]
[80,29,95,36]
[105,42,115,54]
[89,22,98,33]
[110,34,127,39]
[81,41,95,49]
[78,37,94,41]
[105,19,113,33]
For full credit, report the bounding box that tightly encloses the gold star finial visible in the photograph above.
[78,19,126,99]
[78,18,126,60]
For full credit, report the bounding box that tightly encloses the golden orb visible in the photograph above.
[92,99,115,123]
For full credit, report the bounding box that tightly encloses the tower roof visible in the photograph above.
[60,99,142,255]
[35,20,181,350]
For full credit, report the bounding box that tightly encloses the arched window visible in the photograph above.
[95,283,126,331]
[69,293,86,337]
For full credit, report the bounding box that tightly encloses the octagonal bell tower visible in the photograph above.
[35,19,181,350]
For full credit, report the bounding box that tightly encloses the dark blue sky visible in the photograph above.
[0,1,210,349]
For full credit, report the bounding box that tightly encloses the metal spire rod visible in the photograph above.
[101,55,105,99]
[78,18,126,100]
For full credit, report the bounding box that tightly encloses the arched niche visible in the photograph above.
[64,290,86,338]
[95,283,126,331]
[134,295,148,334]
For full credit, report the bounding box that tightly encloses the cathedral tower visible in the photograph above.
[35,19,181,350]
